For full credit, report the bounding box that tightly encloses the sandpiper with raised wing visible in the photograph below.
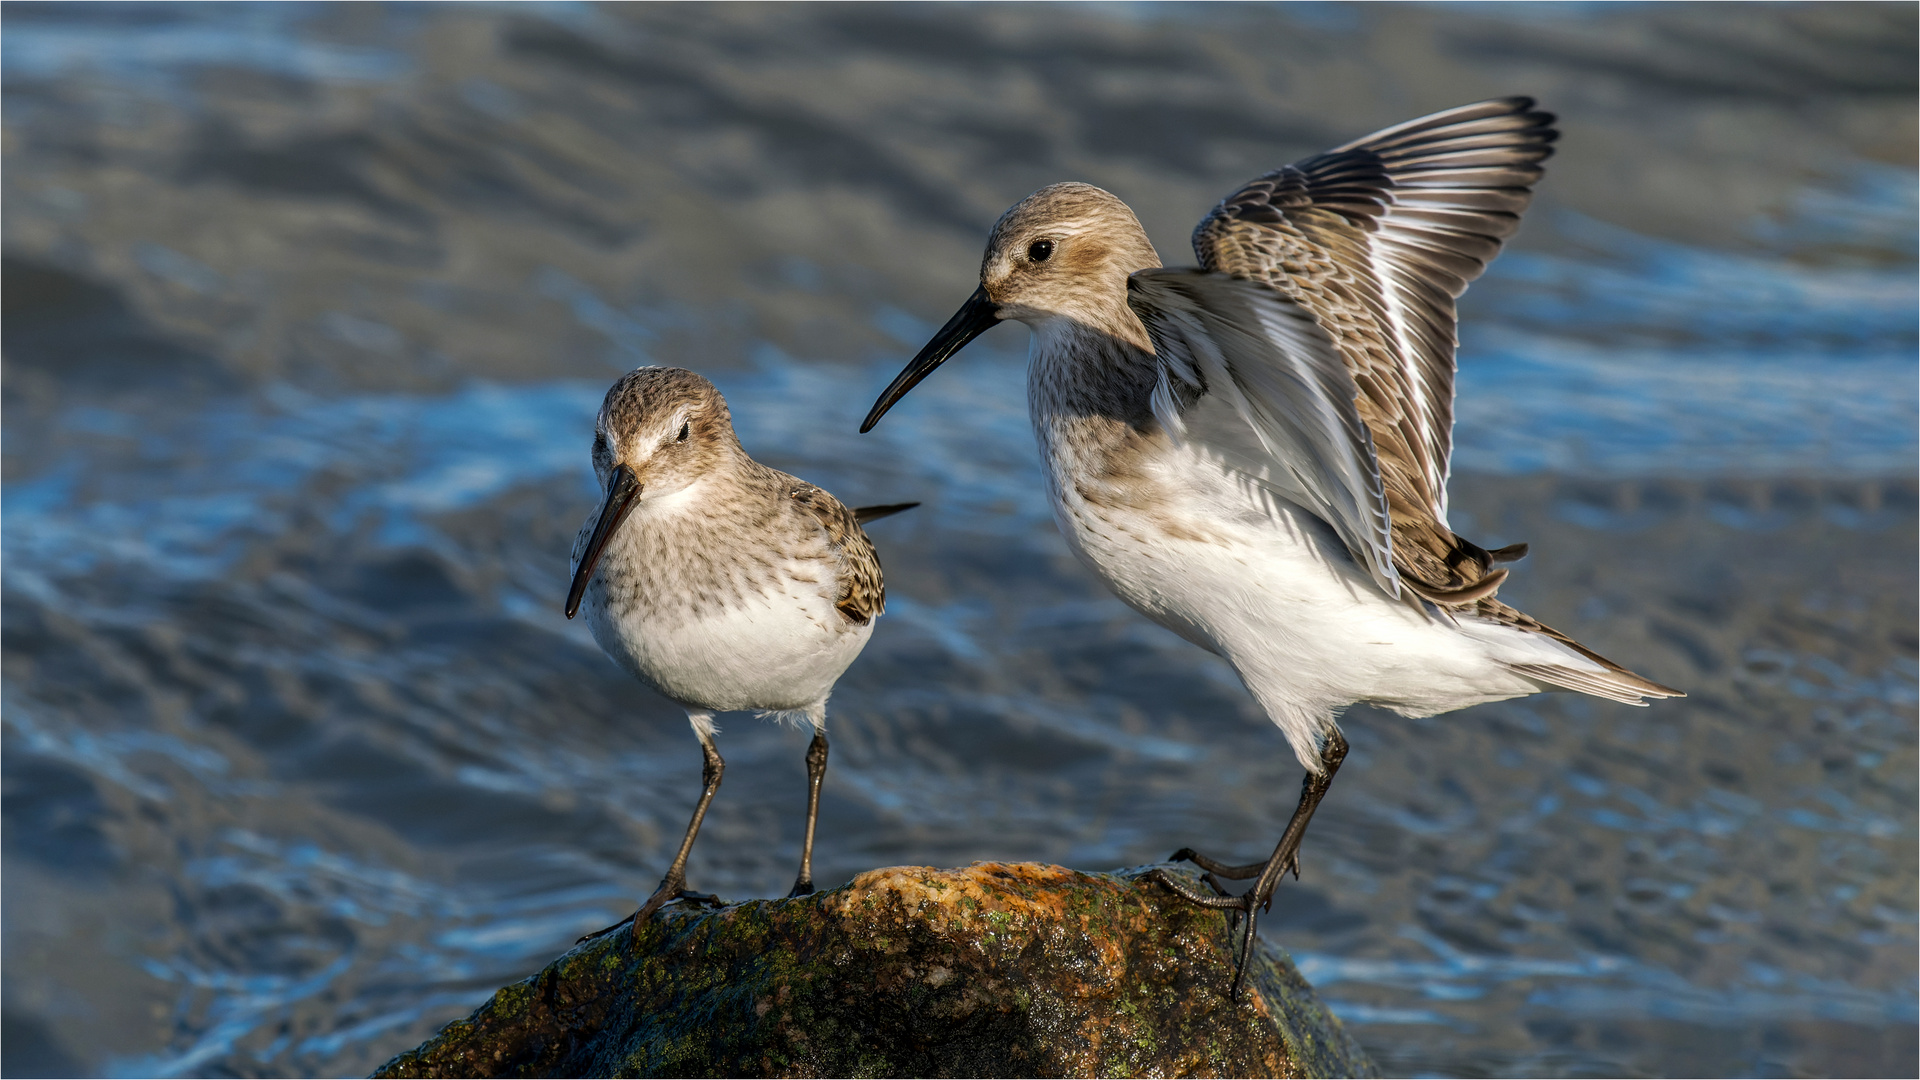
[860,98,1680,991]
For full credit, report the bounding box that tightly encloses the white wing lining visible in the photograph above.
[1128,268,1400,598]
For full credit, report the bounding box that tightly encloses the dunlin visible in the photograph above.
[861,98,1681,990]
[568,366,915,934]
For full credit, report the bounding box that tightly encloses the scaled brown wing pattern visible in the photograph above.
[789,484,886,625]
[1192,97,1555,604]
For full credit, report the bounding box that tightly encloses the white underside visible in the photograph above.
[1037,421,1611,773]
[576,488,871,721]
[586,585,869,717]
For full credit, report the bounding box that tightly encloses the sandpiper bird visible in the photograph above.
[567,366,915,933]
[860,98,1681,989]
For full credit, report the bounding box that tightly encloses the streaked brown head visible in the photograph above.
[862,183,1161,432]
[567,367,742,618]
[591,366,742,498]
[980,182,1162,322]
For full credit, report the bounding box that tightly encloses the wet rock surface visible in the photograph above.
[374,862,1373,1078]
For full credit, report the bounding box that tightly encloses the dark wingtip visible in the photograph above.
[1487,542,1530,563]
[852,501,921,524]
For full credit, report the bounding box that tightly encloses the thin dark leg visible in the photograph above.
[1145,729,1349,996]
[578,726,727,944]
[788,728,829,897]
[1170,758,1343,881]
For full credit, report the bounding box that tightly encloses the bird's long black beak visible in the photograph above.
[860,285,1000,433]
[565,463,641,619]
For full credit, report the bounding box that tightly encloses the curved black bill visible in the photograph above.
[860,285,1000,433]
[565,463,641,619]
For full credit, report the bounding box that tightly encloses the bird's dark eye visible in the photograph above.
[677,422,690,442]
[592,433,608,457]
[1027,239,1054,263]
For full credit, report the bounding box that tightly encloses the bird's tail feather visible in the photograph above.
[1467,596,1685,705]
[1507,661,1684,705]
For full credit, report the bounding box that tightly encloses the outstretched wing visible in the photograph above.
[1194,96,1557,519]
[788,483,887,625]
[1128,268,1399,597]
[1189,96,1555,600]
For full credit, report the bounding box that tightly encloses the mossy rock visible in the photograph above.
[374,862,1374,1078]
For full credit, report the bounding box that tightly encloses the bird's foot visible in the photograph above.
[786,876,814,897]
[1142,867,1275,998]
[575,874,721,944]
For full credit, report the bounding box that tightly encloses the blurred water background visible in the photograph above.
[3,4,1915,1077]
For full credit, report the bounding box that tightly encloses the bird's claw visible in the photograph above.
[1143,866,1273,998]
[575,876,725,944]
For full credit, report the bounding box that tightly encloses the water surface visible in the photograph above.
[3,4,1915,1077]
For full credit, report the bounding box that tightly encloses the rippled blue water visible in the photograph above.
[3,4,1915,1077]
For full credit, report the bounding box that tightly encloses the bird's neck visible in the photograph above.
[1025,309,1159,428]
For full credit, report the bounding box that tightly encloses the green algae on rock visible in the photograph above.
[374,862,1374,1078]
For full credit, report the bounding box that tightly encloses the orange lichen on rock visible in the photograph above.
[376,863,1373,1079]
[837,863,1142,971]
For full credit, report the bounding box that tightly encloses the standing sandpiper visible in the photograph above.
[568,366,915,933]
[860,98,1681,990]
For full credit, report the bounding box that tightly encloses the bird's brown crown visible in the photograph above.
[593,367,744,497]
[979,183,1163,323]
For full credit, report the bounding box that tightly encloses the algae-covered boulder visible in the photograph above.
[375,862,1374,1078]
